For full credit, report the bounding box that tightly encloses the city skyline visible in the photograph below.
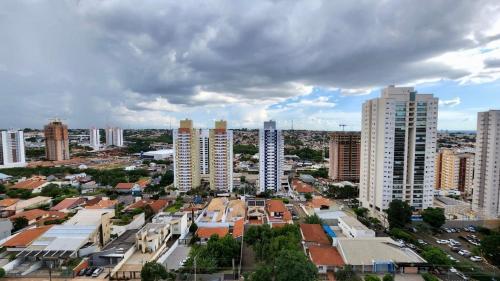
[1,1,500,130]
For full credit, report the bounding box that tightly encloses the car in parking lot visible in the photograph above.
[449,267,458,273]
[457,272,469,280]
[459,250,471,257]
[470,256,483,262]
[85,267,96,276]
[437,239,449,244]
[447,255,458,262]
[92,267,104,277]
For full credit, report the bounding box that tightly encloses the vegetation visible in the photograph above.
[325,184,359,199]
[285,147,323,162]
[25,148,45,159]
[86,168,149,187]
[40,184,79,198]
[189,222,198,233]
[304,193,312,201]
[304,214,323,224]
[479,233,500,266]
[353,207,369,218]
[0,267,5,278]
[140,261,169,281]
[245,224,317,281]
[421,246,452,268]
[13,217,29,232]
[421,273,439,281]
[183,234,241,273]
[334,265,361,281]
[234,144,258,155]
[382,274,394,281]
[301,167,328,178]
[364,274,381,281]
[386,199,411,229]
[421,207,446,229]
[389,228,416,244]
[6,188,32,199]
[159,170,174,187]
[164,197,184,213]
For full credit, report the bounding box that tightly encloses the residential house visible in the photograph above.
[265,199,292,227]
[300,224,331,248]
[308,245,345,274]
[9,209,67,226]
[0,218,13,240]
[11,178,48,193]
[2,225,52,252]
[85,198,118,210]
[124,199,168,215]
[135,223,171,253]
[152,212,189,236]
[115,182,142,195]
[2,196,52,216]
[196,226,229,243]
[50,197,86,212]
[246,199,266,225]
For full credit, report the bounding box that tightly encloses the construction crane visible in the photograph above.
[339,124,347,131]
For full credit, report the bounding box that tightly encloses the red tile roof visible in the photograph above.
[50,198,85,211]
[292,179,315,193]
[115,182,136,190]
[0,198,19,208]
[9,209,66,222]
[2,226,53,247]
[136,178,151,188]
[300,224,330,245]
[309,246,345,267]
[196,227,229,239]
[85,199,117,209]
[232,219,244,238]
[310,196,332,209]
[126,199,168,214]
[266,200,287,213]
[12,179,47,190]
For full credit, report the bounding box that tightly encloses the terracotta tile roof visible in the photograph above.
[0,198,19,208]
[196,227,229,239]
[136,178,151,188]
[283,210,292,221]
[126,199,168,214]
[12,179,47,190]
[308,246,345,267]
[2,226,53,247]
[232,219,244,238]
[292,179,315,193]
[85,199,117,209]
[311,196,332,209]
[266,200,287,213]
[300,224,330,245]
[115,182,136,190]
[9,209,66,222]
[272,223,286,228]
[50,197,85,211]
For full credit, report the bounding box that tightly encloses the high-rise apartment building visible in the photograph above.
[434,148,474,195]
[259,120,284,193]
[44,120,70,161]
[89,127,100,150]
[0,130,26,168]
[173,119,201,192]
[329,131,361,182]
[472,110,500,218]
[105,127,124,147]
[209,120,233,191]
[199,129,210,175]
[359,86,438,212]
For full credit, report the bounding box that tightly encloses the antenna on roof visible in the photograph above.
[291,120,294,131]
[339,124,347,131]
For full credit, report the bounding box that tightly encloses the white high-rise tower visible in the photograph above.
[0,130,26,168]
[259,120,284,193]
[359,86,438,212]
[472,110,500,218]
[105,127,124,147]
[89,127,100,150]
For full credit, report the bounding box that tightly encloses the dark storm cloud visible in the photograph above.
[484,58,500,68]
[0,0,499,127]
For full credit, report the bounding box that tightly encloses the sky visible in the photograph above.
[1,0,500,131]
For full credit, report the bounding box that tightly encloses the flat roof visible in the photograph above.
[65,209,113,226]
[337,237,426,265]
[339,215,370,231]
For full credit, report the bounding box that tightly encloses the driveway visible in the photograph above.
[163,244,191,271]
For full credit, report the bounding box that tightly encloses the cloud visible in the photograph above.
[1,0,500,129]
[439,97,461,107]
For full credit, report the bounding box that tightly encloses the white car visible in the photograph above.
[179,258,188,267]
[417,239,428,245]
[459,250,471,257]
[470,256,483,262]
[436,239,449,244]
[450,267,458,273]
[447,255,458,262]
[457,272,469,280]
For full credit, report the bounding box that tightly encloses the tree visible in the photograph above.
[304,214,323,224]
[334,266,362,281]
[0,184,6,194]
[422,207,446,229]
[247,264,272,281]
[480,234,500,266]
[304,193,312,201]
[364,274,381,281]
[421,247,452,268]
[386,200,412,229]
[141,262,168,281]
[354,207,369,218]
[383,274,394,281]
[274,249,318,281]
[0,267,5,278]
[421,273,439,281]
[13,217,29,232]
[189,222,198,233]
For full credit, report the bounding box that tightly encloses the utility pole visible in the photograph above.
[339,124,347,131]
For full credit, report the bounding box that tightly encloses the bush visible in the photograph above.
[382,274,394,281]
[421,273,439,281]
[0,267,5,278]
[389,228,415,243]
[364,274,381,281]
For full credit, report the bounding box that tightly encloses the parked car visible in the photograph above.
[85,267,95,276]
[447,255,458,262]
[457,272,469,280]
[451,246,461,252]
[417,239,428,246]
[92,267,104,277]
[459,250,471,257]
[437,239,449,244]
[78,269,86,276]
[179,258,188,267]
[450,267,458,273]
[470,256,483,262]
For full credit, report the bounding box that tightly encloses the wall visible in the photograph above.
[111,213,145,236]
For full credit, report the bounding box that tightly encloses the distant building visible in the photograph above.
[89,127,100,150]
[44,120,70,161]
[173,119,201,191]
[209,120,234,192]
[259,120,284,193]
[434,148,474,195]
[199,129,210,175]
[473,110,500,218]
[328,131,360,182]
[359,86,438,212]
[0,130,26,168]
[105,127,124,147]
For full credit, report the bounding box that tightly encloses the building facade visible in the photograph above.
[472,110,500,218]
[259,120,284,193]
[0,130,26,168]
[199,129,210,176]
[89,127,100,150]
[209,120,234,191]
[359,86,438,212]
[328,131,361,182]
[44,120,70,161]
[173,119,201,191]
[105,127,123,147]
[435,148,474,195]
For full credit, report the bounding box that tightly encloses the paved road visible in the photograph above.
[163,244,190,271]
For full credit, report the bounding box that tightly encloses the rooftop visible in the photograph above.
[309,246,345,267]
[12,179,47,190]
[339,215,370,231]
[0,198,20,208]
[10,209,66,222]
[3,226,53,248]
[266,200,287,213]
[232,219,244,239]
[50,197,84,211]
[65,209,113,226]
[292,179,315,193]
[196,227,229,239]
[115,182,137,190]
[85,198,117,209]
[300,224,330,245]
[4,196,51,211]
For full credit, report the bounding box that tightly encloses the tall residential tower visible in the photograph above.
[259,120,284,193]
[328,131,361,182]
[359,86,438,212]
[173,119,201,191]
[89,127,100,150]
[472,110,500,218]
[0,130,26,168]
[105,127,124,147]
[209,120,233,192]
[44,120,70,161]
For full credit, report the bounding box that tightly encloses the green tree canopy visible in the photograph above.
[274,249,318,281]
[421,247,452,268]
[304,214,323,224]
[422,207,446,229]
[387,200,412,229]
[480,234,500,266]
[140,262,168,281]
[334,266,362,281]
[364,274,381,281]
[13,217,29,232]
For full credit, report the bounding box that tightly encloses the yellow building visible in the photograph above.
[173,119,200,191]
[435,148,474,195]
[209,120,233,191]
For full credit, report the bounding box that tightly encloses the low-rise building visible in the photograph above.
[300,224,331,248]
[135,223,170,253]
[9,209,67,226]
[115,183,141,194]
[338,216,375,238]
[152,212,189,236]
[196,226,229,243]
[266,199,292,227]
[2,196,52,216]
[10,178,48,193]
[50,197,86,212]
[246,199,266,225]
[308,245,345,274]
[2,225,52,252]
[0,218,13,240]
